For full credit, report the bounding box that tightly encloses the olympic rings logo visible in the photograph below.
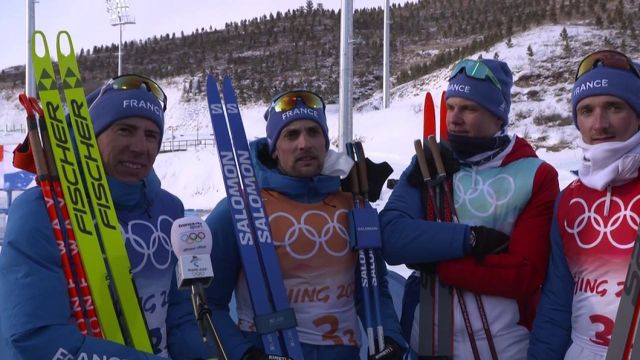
[123,215,174,272]
[269,209,350,260]
[453,173,515,217]
[180,231,206,244]
[564,195,640,249]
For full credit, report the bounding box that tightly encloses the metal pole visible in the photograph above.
[383,0,391,108]
[118,21,123,75]
[338,0,354,152]
[26,0,36,97]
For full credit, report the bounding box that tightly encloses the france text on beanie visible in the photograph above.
[88,86,165,141]
[571,64,640,128]
[264,94,329,153]
[445,59,513,127]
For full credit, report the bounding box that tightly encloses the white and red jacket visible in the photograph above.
[382,136,559,359]
[529,175,640,359]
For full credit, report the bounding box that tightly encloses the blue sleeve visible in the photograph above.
[0,189,164,360]
[354,251,408,352]
[205,198,255,360]
[528,196,573,359]
[379,157,470,265]
[166,273,215,359]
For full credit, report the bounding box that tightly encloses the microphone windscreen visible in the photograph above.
[170,216,213,257]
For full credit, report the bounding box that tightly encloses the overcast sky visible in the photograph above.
[1,0,412,70]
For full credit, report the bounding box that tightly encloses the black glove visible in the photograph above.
[368,336,405,360]
[469,226,510,261]
[408,141,460,188]
[341,157,394,202]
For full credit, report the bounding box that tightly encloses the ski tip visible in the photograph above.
[206,76,221,103]
[56,31,74,58]
[439,90,448,141]
[423,91,436,139]
[31,31,50,59]
[425,91,433,102]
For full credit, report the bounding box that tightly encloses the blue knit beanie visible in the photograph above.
[87,85,164,141]
[264,91,329,153]
[445,59,513,127]
[572,63,640,128]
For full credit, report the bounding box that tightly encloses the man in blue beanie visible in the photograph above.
[205,89,407,359]
[529,50,640,359]
[0,74,212,359]
[381,58,558,359]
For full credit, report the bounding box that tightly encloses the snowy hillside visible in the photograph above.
[0,24,625,254]
[150,23,613,209]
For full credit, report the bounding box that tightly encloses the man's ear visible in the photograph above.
[492,115,503,133]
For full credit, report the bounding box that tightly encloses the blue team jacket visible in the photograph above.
[0,170,212,360]
[204,138,407,360]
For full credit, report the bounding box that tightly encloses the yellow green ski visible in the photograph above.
[31,30,152,352]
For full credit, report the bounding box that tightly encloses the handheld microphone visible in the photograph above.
[171,216,214,289]
[170,216,227,360]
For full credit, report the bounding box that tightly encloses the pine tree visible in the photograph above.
[560,27,571,58]
[527,45,534,58]
[560,27,569,42]
[506,36,514,48]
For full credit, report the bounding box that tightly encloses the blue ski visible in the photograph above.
[206,75,303,359]
[221,76,304,359]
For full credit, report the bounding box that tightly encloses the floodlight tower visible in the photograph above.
[105,0,136,75]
